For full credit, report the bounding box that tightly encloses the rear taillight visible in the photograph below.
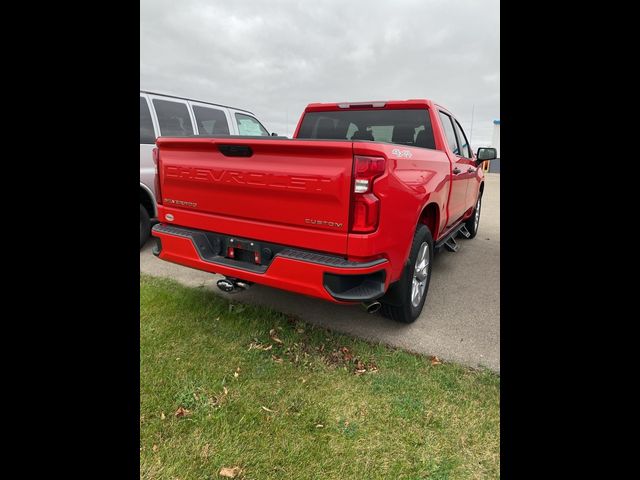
[350,155,385,233]
[152,147,162,205]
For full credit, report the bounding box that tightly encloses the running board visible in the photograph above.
[435,222,466,252]
[458,225,471,238]
[444,237,459,252]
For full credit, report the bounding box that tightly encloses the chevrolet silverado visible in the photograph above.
[150,99,496,323]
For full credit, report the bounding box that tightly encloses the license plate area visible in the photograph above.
[226,238,263,265]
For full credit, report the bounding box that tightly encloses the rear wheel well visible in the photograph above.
[140,187,156,219]
[418,203,440,239]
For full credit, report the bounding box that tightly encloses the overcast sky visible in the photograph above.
[141,0,499,145]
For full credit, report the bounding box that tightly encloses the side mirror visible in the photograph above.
[271,132,278,136]
[476,147,497,162]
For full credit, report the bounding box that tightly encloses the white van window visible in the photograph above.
[140,97,156,144]
[193,106,230,135]
[235,113,269,136]
[153,99,194,136]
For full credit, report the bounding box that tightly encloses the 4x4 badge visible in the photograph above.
[391,148,412,158]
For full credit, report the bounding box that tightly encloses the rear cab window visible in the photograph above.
[235,113,269,136]
[296,108,436,149]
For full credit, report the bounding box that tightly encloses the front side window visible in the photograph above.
[235,113,269,136]
[193,106,230,135]
[297,109,436,149]
[140,97,156,144]
[438,111,460,155]
[454,120,471,158]
[152,99,194,136]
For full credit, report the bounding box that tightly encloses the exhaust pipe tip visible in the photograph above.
[216,279,236,293]
[362,300,382,314]
[217,277,252,293]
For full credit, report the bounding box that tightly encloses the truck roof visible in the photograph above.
[140,90,255,115]
[304,99,436,112]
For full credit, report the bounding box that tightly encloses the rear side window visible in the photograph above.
[438,112,460,155]
[152,99,194,136]
[235,113,269,136]
[454,120,471,158]
[296,109,436,149]
[193,106,230,135]
[140,97,156,144]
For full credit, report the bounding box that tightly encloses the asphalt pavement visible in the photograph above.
[140,173,500,372]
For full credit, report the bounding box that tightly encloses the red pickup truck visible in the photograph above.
[151,99,496,323]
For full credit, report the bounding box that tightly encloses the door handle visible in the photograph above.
[467,167,476,173]
[453,167,461,175]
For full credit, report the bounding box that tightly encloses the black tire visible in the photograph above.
[140,204,151,249]
[462,192,482,239]
[380,224,434,324]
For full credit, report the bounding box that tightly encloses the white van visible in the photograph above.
[140,91,271,247]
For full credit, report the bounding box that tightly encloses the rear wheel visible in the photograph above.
[140,204,151,249]
[381,224,433,324]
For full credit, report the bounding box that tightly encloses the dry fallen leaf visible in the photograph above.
[341,347,353,361]
[261,406,276,413]
[269,329,284,344]
[315,424,324,428]
[223,386,228,396]
[248,341,273,351]
[160,412,166,420]
[430,356,442,366]
[272,355,283,364]
[152,444,158,452]
[174,407,190,418]
[219,466,242,478]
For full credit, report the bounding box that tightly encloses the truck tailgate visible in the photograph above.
[156,137,354,254]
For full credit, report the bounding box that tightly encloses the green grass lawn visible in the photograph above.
[140,275,499,479]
